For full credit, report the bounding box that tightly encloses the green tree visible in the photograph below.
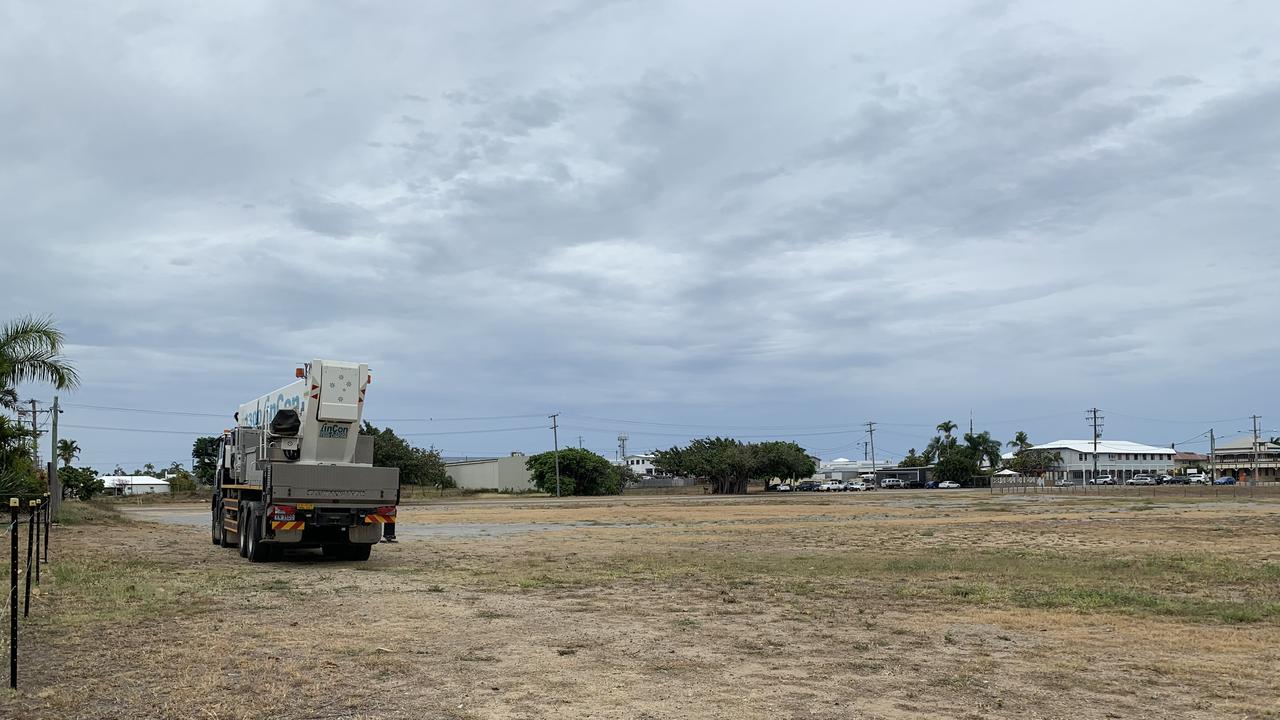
[1007,431,1031,453]
[59,466,105,500]
[57,438,81,467]
[753,441,818,481]
[0,385,16,411]
[899,448,928,468]
[359,422,448,487]
[936,420,957,440]
[652,437,808,494]
[525,448,618,495]
[142,462,157,477]
[192,436,220,484]
[964,431,1004,472]
[0,315,80,392]
[0,415,42,496]
[1009,449,1062,477]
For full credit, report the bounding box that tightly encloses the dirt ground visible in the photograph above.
[4,491,1279,719]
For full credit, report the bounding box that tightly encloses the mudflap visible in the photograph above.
[348,523,381,544]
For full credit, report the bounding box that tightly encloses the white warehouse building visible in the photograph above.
[1014,440,1176,484]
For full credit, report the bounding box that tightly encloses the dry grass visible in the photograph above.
[4,491,1279,719]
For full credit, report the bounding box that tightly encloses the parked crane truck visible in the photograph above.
[211,360,399,562]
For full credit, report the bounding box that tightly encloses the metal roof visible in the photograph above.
[1029,440,1176,455]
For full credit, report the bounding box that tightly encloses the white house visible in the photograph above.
[621,453,659,476]
[1008,440,1176,483]
[100,475,171,496]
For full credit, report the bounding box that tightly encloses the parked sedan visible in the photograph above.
[775,483,792,492]
[938,481,961,489]
[1214,476,1236,485]
[1127,475,1157,486]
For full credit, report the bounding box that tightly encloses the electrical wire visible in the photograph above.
[61,402,227,418]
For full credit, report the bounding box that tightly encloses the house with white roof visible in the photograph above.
[99,475,171,496]
[1005,440,1176,484]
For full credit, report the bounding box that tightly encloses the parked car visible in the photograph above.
[881,478,904,489]
[1214,476,1236,485]
[795,481,821,492]
[1155,475,1180,485]
[818,481,842,492]
[925,480,941,489]
[775,483,792,492]
[902,479,925,489]
[1089,475,1115,485]
[846,481,868,492]
[1127,475,1156,486]
[938,481,961,489]
[1186,474,1209,485]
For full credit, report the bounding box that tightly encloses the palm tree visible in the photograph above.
[57,438,81,468]
[0,385,17,411]
[1007,431,1031,453]
[0,315,80,392]
[965,431,1005,471]
[936,420,957,439]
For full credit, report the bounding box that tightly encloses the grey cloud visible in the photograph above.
[289,198,379,237]
[3,1,1277,467]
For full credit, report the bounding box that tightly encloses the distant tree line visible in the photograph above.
[652,438,816,494]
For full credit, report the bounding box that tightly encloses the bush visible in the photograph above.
[526,448,619,496]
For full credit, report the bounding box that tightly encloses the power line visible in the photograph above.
[61,402,227,418]
[564,414,864,432]
[399,425,548,437]
[61,423,217,436]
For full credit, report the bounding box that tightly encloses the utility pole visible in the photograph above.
[1250,415,1261,487]
[1087,408,1104,484]
[49,396,61,518]
[28,399,40,466]
[617,433,628,462]
[549,413,561,497]
[865,421,877,475]
[860,441,868,461]
[577,435,583,449]
[1209,428,1216,482]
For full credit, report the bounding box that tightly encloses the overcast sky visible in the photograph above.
[3,1,1278,470]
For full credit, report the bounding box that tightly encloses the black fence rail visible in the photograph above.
[4,494,51,690]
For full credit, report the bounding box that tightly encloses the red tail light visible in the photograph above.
[271,504,297,521]
[376,506,396,517]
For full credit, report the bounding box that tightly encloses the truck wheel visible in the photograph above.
[248,511,270,563]
[344,544,372,561]
[237,511,249,558]
[211,501,221,545]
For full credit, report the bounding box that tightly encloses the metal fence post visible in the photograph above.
[9,498,18,689]
[24,501,35,617]
[33,501,41,584]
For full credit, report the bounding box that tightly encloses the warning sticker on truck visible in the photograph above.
[318,423,350,439]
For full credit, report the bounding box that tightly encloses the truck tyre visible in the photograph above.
[248,510,270,563]
[211,500,221,545]
[238,510,249,558]
[345,544,372,561]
